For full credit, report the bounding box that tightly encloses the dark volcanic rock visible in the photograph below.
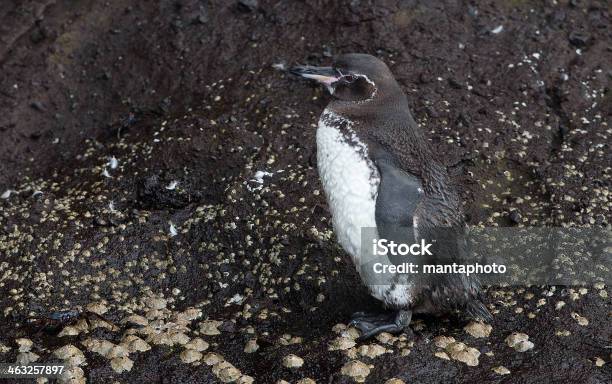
[136,174,191,209]
[237,0,258,12]
[568,31,590,47]
[509,210,522,224]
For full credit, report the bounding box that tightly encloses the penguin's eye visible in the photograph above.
[343,74,356,83]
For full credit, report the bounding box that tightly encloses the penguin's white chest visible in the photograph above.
[316,110,380,265]
[315,109,414,307]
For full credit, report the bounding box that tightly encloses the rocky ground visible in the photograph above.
[0,0,610,383]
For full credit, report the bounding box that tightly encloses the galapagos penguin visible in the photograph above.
[290,53,490,340]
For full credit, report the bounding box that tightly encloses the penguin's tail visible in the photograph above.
[465,299,492,323]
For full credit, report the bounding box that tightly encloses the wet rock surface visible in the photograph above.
[0,0,610,383]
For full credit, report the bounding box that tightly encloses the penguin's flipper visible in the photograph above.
[374,158,424,267]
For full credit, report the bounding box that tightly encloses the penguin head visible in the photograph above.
[290,53,399,103]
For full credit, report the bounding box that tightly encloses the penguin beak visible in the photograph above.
[289,65,340,92]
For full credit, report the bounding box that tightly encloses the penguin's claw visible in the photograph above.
[349,310,413,341]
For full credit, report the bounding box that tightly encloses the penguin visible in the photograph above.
[290,53,491,340]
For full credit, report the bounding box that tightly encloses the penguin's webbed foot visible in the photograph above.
[349,309,412,341]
